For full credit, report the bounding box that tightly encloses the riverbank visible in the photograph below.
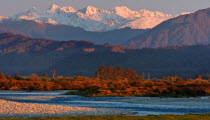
[1,90,210,116]
[0,99,133,118]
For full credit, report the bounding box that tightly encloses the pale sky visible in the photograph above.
[0,0,209,17]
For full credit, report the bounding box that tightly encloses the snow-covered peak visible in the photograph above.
[174,12,192,17]
[113,6,134,19]
[180,12,192,15]
[48,4,77,13]
[48,4,59,13]
[0,16,8,20]
[60,6,77,13]
[86,6,98,12]
[0,16,8,23]
[36,17,58,24]
[80,6,99,15]
[137,10,172,17]
[113,6,132,13]
[113,7,172,19]
[48,4,59,11]
[10,4,177,31]
[80,6,110,15]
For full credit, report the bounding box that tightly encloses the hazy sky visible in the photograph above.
[0,0,209,16]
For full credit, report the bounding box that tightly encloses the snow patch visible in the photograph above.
[10,5,176,31]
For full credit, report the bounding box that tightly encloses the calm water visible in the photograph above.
[0,91,210,115]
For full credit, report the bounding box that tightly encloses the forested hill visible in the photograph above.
[0,33,95,53]
[0,33,210,78]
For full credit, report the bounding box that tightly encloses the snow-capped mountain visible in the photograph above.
[0,16,8,21]
[11,4,173,31]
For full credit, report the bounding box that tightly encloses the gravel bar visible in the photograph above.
[0,99,133,118]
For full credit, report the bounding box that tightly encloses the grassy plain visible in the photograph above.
[2,114,210,120]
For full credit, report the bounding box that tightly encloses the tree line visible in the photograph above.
[0,66,210,97]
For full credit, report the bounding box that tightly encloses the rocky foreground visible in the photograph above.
[0,99,133,118]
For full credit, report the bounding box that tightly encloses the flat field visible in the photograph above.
[2,114,210,120]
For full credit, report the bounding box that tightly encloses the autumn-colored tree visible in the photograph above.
[94,66,140,80]
[14,73,21,80]
[196,74,202,80]
[28,73,41,81]
[5,75,14,80]
[42,73,48,77]
[0,72,6,79]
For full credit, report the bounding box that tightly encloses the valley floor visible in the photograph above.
[1,114,210,120]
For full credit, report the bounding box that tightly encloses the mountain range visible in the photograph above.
[1,5,202,47]
[6,4,173,32]
[0,6,210,78]
[0,33,210,78]
[0,19,147,45]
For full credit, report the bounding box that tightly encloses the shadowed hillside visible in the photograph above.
[0,20,147,45]
[0,33,210,78]
[125,8,210,48]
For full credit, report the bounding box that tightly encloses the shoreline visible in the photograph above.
[0,99,134,118]
[2,90,209,98]
[0,91,210,116]
[0,90,70,94]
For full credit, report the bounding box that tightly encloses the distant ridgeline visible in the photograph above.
[0,33,210,78]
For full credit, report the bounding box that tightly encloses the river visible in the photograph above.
[0,90,209,115]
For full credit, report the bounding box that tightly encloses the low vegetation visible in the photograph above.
[0,66,210,97]
[1,114,210,120]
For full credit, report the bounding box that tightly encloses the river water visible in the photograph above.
[0,90,210,115]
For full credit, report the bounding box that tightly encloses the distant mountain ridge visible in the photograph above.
[3,4,173,32]
[0,19,147,45]
[0,33,210,78]
[0,5,192,46]
[0,33,95,54]
[125,8,210,48]
[0,16,8,20]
